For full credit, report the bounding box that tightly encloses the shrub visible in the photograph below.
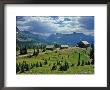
[64,61,69,69]
[62,57,63,59]
[91,59,94,65]
[30,63,34,69]
[71,64,74,67]
[33,49,39,56]
[77,60,80,66]
[81,60,84,66]
[58,61,69,71]
[59,53,61,55]
[16,63,20,73]
[42,49,46,52]
[48,63,51,66]
[25,63,29,71]
[57,60,61,65]
[55,51,57,53]
[16,61,37,73]
[58,65,63,71]
[44,60,48,65]
[68,55,69,58]
[85,61,88,65]
[20,63,25,73]
[87,61,90,65]
[39,62,42,67]
[36,62,39,67]
[59,64,67,71]
[78,53,80,61]
[51,65,57,70]
[77,53,81,66]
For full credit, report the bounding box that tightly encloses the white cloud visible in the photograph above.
[18,26,32,31]
[16,16,94,36]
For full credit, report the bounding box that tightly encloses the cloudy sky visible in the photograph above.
[16,16,94,36]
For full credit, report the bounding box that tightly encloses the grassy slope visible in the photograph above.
[16,47,94,74]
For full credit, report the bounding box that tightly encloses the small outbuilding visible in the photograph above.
[60,45,69,49]
[46,45,54,50]
[77,41,90,48]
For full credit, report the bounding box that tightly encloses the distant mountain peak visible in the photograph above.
[16,28,94,45]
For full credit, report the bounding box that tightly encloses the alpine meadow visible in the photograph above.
[16,16,94,74]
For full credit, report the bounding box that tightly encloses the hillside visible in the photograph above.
[16,47,94,74]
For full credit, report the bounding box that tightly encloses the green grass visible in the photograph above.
[16,47,94,74]
[19,65,94,74]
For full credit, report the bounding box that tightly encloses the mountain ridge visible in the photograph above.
[16,27,94,45]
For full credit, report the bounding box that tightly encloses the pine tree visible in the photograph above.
[44,60,48,65]
[51,64,57,70]
[16,63,20,73]
[77,61,80,66]
[57,60,61,65]
[81,60,84,66]
[20,63,24,73]
[90,44,94,65]
[87,61,90,65]
[25,63,29,71]
[58,65,63,71]
[36,62,39,67]
[91,59,94,65]
[68,55,69,58]
[71,64,74,67]
[78,53,80,61]
[77,53,80,66]
[39,62,42,67]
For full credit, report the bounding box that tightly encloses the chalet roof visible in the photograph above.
[46,45,54,48]
[61,45,69,47]
[81,41,90,45]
